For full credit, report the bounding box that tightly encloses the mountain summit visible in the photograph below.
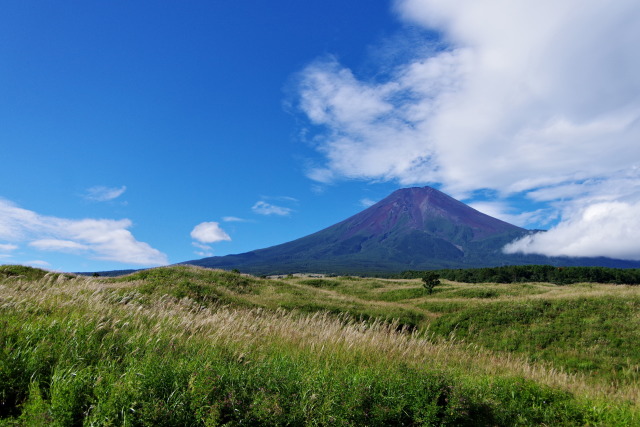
[335,186,524,242]
[186,186,546,274]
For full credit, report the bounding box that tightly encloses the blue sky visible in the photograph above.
[2,0,640,272]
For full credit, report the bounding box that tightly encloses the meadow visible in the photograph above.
[0,264,638,425]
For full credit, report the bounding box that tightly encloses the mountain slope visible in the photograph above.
[185,187,536,274]
[186,186,640,275]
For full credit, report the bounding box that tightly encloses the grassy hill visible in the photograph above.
[1,264,638,425]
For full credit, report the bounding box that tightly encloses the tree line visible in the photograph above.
[397,265,640,285]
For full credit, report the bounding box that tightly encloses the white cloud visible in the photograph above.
[85,185,127,202]
[360,198,378,208]
[296,0,640,259]
[271,196,299,203]
[223,216,248,222]
[29,239,89,252]
[469,201,557,229]
[190,222,230,257]
[0,243,18,252]
[505,201,640,260]
[67,219,167,265]
[24,260,51,268]
[251,201,293,216]
[190,222,231,244]
[192,242,214,257]
[297,56,448,184]
[0,198,167,266]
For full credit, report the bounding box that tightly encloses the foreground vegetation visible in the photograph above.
[1,265,638,425]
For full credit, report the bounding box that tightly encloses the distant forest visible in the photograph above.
[398,265,640,285]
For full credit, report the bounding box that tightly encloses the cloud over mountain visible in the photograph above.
[505,200,640,261]
[296,0,640,260]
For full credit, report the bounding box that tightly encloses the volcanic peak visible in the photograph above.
[338,186,523,241]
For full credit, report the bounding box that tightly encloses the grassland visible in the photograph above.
[0,264,638,425]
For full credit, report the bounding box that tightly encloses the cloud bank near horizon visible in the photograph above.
[504,201,640,261]
[296,0,640,260]
[0,198,168,266]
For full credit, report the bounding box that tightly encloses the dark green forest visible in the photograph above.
[398,265,640,285]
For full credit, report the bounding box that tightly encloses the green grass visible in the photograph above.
[418,300,467,314]
[0,314,592,426]
[430,296,640,382]
[375,287,428,302]
[0,265,56,282]
[0,265,638,425]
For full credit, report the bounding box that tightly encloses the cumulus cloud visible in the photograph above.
[296,0,640,259]
[190,222,231,243]
[0,198,167,265]
[297,56,449,184]
[252,201,293,216]
[504,201,640,260]
[84,185,127,202]
[190,222,231,258]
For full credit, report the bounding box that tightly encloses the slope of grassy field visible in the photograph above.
[0,264,638,425]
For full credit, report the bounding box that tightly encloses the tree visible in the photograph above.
[421,272,441,294]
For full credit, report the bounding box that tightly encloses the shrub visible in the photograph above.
[421,272,441,294]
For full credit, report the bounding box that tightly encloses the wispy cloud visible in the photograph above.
[192,242,214,257]
[295,0,640,259]
[0,242,17,260]
[0,198,167,265]
[468,202,558,229]
[24,260,51,268]
[84,185,127,202]
[271,196,299,203]
[222,216,249,222]
[0,243,18,252]
[252,201,293,216]
[360,198,378,208]
[29,239,90,252]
